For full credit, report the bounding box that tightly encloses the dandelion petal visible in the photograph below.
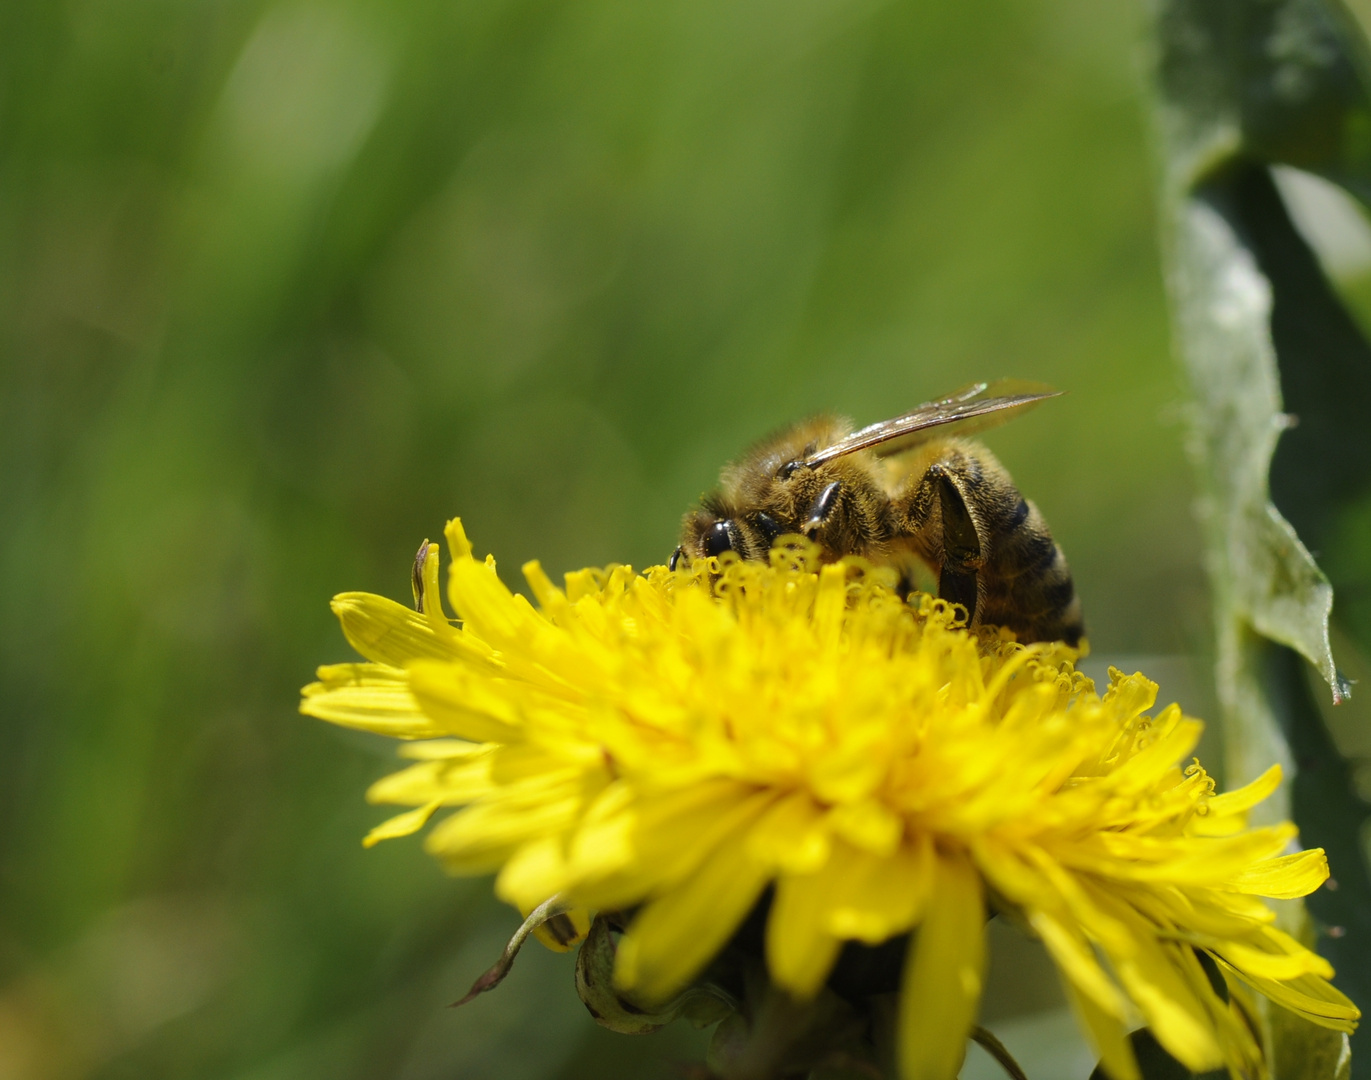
[898,852,985,1080]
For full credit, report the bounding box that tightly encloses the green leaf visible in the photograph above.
[1272,997,1354,1080]
[1152,0,1371,1074]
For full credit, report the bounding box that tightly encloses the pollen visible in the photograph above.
[302,519,1358,1080]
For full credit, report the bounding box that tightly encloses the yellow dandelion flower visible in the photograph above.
[301,519,1358,1080]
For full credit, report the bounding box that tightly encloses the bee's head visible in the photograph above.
[673,501,786,569]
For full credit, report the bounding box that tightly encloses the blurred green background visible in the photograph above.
[0,0,1208,1077]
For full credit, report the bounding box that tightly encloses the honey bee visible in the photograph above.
[672,380,1084,648]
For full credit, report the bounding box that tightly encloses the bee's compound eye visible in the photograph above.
[703,520,736,558]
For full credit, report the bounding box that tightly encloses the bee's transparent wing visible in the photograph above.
[800,379,1062,467]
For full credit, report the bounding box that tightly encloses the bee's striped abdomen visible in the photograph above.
[978,494,1084,648]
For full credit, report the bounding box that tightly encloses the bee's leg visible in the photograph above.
[899,464,983,623]
[801,481,843,538]
[930,467,982,624]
